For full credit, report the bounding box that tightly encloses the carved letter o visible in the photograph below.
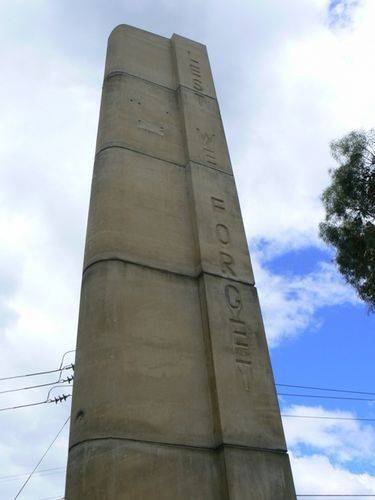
[216,223,230,245]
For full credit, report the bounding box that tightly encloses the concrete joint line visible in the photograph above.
[95,144,183,168]
[95,144,234,178]
[82,256,254,287]
[186,160,233,177]
[177,83,217,101]
[69,436,287,456]
[104,70,218,102]
[104,70,176,94]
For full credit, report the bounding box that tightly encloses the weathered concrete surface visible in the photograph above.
[66,439,294,500]
[96,74,186,165]
[66,439,225,500]
[172,33,217,98]
[187,161,254,283]
[178,88,232,173]
[66,24,296,499]
[70,260,214,448]
[222,447,296,500]
[105,25,176,89]
[84,148,197,276]
[199,273,286,450]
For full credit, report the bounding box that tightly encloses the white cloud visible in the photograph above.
[283,405,375,464]
[283,404,375,495]
[291,453,375,496]
[253,254,358,345]
[231,0,375,248]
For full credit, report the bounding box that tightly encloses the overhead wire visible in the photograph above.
[3,349,375,497]
[0,466,65,483]
[0,350,75,384]
[277,392,375,402]
[0,385,73,412]
[4,348,373,398]
[0,400,53,412]
[1,353,374,498]
[281,414,375,422]
[1,383,375,420]
[13,415,70,499]
[45,385,73,401]
[58,350,75,371]
[0,364,73,383]
[276,383,375,396]
[0,376,74,395]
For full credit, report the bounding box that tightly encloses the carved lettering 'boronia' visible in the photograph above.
[210,196,253,391]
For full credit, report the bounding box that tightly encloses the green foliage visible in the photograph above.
[319,130,375,311]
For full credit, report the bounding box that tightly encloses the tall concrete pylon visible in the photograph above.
[65,25,296,499]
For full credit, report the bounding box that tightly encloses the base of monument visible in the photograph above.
[66,438,295,499]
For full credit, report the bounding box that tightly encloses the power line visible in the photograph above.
[281,414,375,422]
[0,364,74,383]
[46,385,72,401]
[277,392,375,402]
[0,392,71,412]
[5,347,375,395]
[1,351,75,385]
[0,382,73,412]
[7,348,373,397]
[0,400,51,412]
[5,414,374,486]
[0,466,65,483]
[0,376,74,395]
[276,383,375,396]
[13,415,70,499]
[58,350,75,371]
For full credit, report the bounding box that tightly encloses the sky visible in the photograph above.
[0,0,374,498]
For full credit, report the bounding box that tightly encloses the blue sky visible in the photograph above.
[270,247,375,468]
[0,0,374,498]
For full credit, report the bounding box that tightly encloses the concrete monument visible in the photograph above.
[65,25,296,499]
